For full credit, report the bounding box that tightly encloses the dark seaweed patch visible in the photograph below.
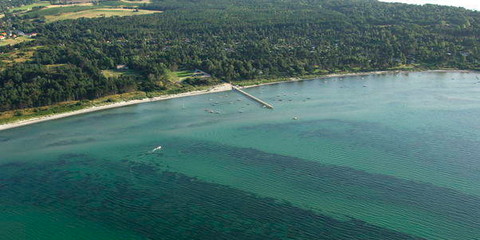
[46,138,96,147]
[0,136,10,142]
[0,157,421,240]
[180,140,480,227]
[243,119,480,171]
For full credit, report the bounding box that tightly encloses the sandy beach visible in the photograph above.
[0,83,232,131]
[0,70,474,131]
[242,69,474,88]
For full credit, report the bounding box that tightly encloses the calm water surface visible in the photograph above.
[1,72,480,240]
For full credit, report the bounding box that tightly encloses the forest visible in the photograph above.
[0,0,479,111]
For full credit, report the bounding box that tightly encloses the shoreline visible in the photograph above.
[0,69,476,131]
[0,83,233,131]
[241,69,474,88]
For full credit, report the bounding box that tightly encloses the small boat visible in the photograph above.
[151,146,162,153]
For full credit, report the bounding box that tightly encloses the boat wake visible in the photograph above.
[150,146,162,153]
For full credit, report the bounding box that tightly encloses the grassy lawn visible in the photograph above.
[101,69,142,78]
[23,5,97,18]
[9,0,143,13]
[13,0,157,21]
[9,1,51,12]
[169,70,195,82]
[176,70,195,78]
[120,0,152,4]
[0,46,40,68]
[99,1,145,7]
[45,3,94,8]
[46,64,69,68]
[45,8,161,22]
[0,36,33,47]
[387,64,419,70]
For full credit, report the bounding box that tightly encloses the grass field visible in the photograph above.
[9,0,141,13]
[0,36,33,47]
[120,0,152,3]
[0,46,39,66]
[43,8,161,22]
[0,46,39,71]
[169,70,195,82]
[12,0,158,21]
[98,0,143,7]
[23,5,97,18]
[46,64,69,68]
[101,69,142,78]
[9,2,50,12]
[45,3,94,8]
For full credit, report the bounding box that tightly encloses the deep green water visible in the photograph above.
[1,71,480,240]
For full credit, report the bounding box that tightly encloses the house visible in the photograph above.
[26,33,38,38]
[192,69,211,78]
[15,30,26,36]
[116,64,129,70]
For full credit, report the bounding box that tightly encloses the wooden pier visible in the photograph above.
[232,85,274,109]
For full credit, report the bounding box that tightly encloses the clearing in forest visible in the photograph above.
[0,46,40,65]
[120,0,152,4]
[168,70,196,82]
[8,2,51,12]
[44,3,94,8]
[0,36,33,47]
[45,8,162,22]
[101,69,142,78]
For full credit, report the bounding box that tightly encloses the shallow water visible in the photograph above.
[1,72,480,239]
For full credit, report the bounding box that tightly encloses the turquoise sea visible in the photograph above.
[1,71,480,239]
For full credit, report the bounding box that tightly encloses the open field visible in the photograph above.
[0,36,33,47]
[44,8,161,22]
[121,0,152,3]
[23,5,97,18]
[176,70,195,78]
[45,64,69,68]
[0,46,40,68]
[169,70,195,82]
[45,3,94,8]
[98,0,143,7]
[11,0,155,21]
[101,69,142,78]
[8,2,50,12]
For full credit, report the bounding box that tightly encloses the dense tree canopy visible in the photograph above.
[0,0,479,111]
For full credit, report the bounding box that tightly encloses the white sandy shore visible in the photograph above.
[0,83,232,131]
[242,69,474,88]
[0,70,475,131]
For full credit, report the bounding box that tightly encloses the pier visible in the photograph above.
[231,85,274,109]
